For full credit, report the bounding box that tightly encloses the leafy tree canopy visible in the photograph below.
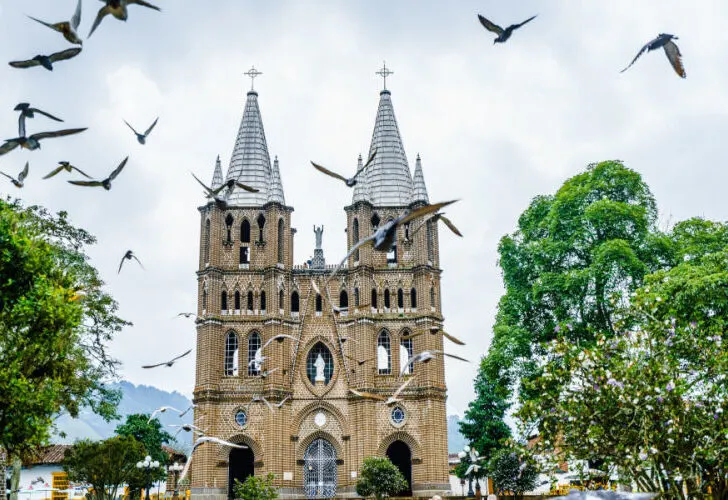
[115,413,173,481]
[233,473,279,500]
[488,448,539,498]
[355,456,408,500]
[0,199,128,459]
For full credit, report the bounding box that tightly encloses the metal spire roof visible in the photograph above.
[224,90,272,206]
[211,155,224,192]
[357,89,413,207]
[267,155,285,205]
[410,154,429,204]
[352,154,367,203]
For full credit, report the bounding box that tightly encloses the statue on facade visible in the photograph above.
[314,353,326,382]
[314,225,324,249]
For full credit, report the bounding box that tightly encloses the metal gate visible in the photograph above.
[303,438,337,498]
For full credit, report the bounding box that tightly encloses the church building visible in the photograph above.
[191,68,451,499]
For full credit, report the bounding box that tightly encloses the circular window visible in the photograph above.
[235,409,247,427]
[314,412,327,427]
[391,407,405,425]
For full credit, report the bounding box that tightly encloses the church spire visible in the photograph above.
[356,64,413,207]
[224,71,274,206]
[268,155,285,205]
[211,155,223,191]
[352,154,368,203]
[410,154,429,204]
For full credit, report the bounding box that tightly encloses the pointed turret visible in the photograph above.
[225,90,273,206]
[268,155,285,205]
[356,89,413,206]
[352,154,368,203]
[211,155,224,192]
[410,154,429,204]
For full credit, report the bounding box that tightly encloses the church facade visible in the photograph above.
[191,75,451,499]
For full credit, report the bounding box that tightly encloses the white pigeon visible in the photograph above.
[383,377,415,406]
[169,423,207,438]
[261,334,299,350]
[399,350,469,377]
[148,406,181,423]
[180,436,247,481]
[179,404,197,418]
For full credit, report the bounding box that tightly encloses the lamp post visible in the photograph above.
[167,463,184,498]
[136,456,160,500]
[458,445,485,498]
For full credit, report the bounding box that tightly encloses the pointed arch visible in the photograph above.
[291,291,300,313]
[224,330,239,376]
[247,290,254,312]
[397,288,404,309]
[384,289,391,310]
[279,289,284,312]
[234,290,241,311]
[240,218,251,243]
[354,287,360,307]
[400,332,413,376]
[260,290,266,312]
[225,213,234,243]
[426,219,434,263]
[247,331,262,376]
[352,218,360,262]
[339,290,348,309]
[430,286,436,309]
[221,290,228,312]
[377,330,392,374]
[315,294,322,313]
[203,218,210,264]
[277,218,285,264]
[256,213,266,242]
[371,288,378,309]
[202,282,208,312]
[410,288,417,309]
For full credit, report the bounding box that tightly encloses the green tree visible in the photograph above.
[115,413,173,482]
[488,448,539,499]
[233,473,279,500]
[355,456,408,500]
[63,436,147,500]
[0,199,128,460]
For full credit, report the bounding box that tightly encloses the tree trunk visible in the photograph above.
[9,457,21,500]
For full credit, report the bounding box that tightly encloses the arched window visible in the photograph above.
[371,289,378,309]
[224,331,239,376]
[315,294,322,313]
[260,291,266,312]
[339,290,348,309]
[234,291,241,311]
[306,343,334,385]
[377,330,391,374]
[426,220,434,263]
[225,213,234,243]
[257,213,266,242]
[354,287,360,307]
[400,335,414,376]
[430,287,436,308]
[277,218,285,264]
[247,291,254,312]
[203,219,210,264]
[387,243,397,264]
[248,332,262,376]
[397,288,404,309]
[291,291,300,313]
[410,288,417,309]
[240,219,251,243]
[202,284,208,311]
[404,222,411,241]
[371,213,380,229]
[221,291,228,312]
[352,218,360,262]
[279,289,284,311]
[384,289,391,309]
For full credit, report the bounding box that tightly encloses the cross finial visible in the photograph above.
[376,61,393,91]
[245,66,263,91]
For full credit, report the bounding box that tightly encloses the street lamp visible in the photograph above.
[458,445,485,497]
[136,455,160,500]
[167,463,184,498]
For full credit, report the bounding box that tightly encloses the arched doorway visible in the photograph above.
[386,440,412,496]
[303,438,337,498]
[228,447,255,499]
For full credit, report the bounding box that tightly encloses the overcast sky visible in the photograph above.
[1,1,727,418]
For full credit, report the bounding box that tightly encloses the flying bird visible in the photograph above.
[411,213,462,238]
[14,103,64,137]
[9,47,82,71]
[147,406,181,423]
[141,349,192,369]
[247,396,274,412]
[311,148,377,188]
[191,173,258,209]
[259,368,280,379]
[124,117,159,145]
[349,389,387,402]
[68,156,128,190]
[621,33,686,78]
[0,128,87,156]
[214,178,259,194]
[261,334,299,350]
[176,312,198,319]
[89,0,161,38]
[274,396,291,408]
[248,355,267,368]
[345,354,375,366]
[328,200,458,279]
[179,437,247,481]
[383,377,415,406]
[27,0,83,45]
[399,350,470,377]
[430,326,466,346]
[43,161,91,179]
[477,14,537,44]
[169,423,207,438]
[179,404,197,418]
[118,249,144,273]
[0,162,29,188]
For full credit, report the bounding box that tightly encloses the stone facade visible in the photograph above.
[190,85,450,500]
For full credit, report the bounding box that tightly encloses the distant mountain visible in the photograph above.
[53,381,193,447]
[447,414,466,453]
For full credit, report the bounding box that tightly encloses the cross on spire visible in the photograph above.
[376,61,393,91]
[245,66,263,91]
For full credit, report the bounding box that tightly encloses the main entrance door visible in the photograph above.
[386,440,412,496]
[303,438,337,498]
[228,447,255,499]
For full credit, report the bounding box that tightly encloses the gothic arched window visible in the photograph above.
[430,287,436,308]
[371,288,378,309]
[384,289,391,310]
[234,291,241,311]
[410,288,417,309]
[352,218,360,262]
[257,213,266,241]
[371,213,380,229]
[377,330,391,374]
[339,290,348,309]
[291,291,300,313]
[247,291,254,312]
[221,291,228,312]
[248,331,262,376]
[354,287,360,307]
[397,288,404,309]
[426,220,434,263]
[279,289,284,311]
[315,294,322,313]
[202,283,208,311]
[224,331,239,376]
[277,218,285,264]
[306,342,334,385]
[225,213,234,243]
[400,335,414,376]
[203,219,210,264]
[240,219,251,243]
[260,291,266,312]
